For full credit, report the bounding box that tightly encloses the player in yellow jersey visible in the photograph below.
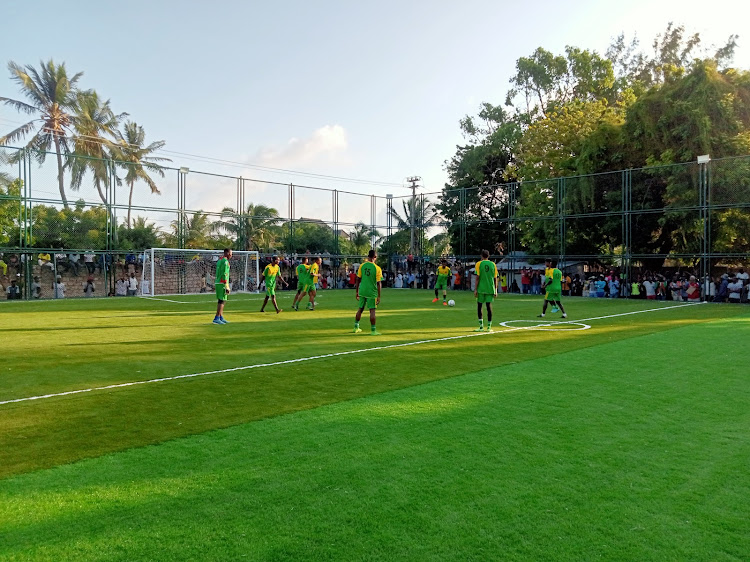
[305,256,322,310]
[260,255,288,313]
[354,249,383,335]
[543,258,559,313]
[474,249,498,331]
[433,259,452,305]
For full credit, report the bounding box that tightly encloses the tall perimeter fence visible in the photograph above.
[1,145,749,299]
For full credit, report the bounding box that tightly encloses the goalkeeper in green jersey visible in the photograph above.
[474,249,498,332]
[354,249,383,335]
[213,248,232,324]
[433,259,451,305]
[538,259,567,318]
[260,255,288,313]
[291,256,310,311]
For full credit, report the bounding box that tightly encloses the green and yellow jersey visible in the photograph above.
[263,263,280,288]
[357,261,383,298]
[436,265,451,286]
[475,259,498,294]
[296,263,310,286]
[546,268,562,294]
[308,262,320,284]
[215,257,230,288]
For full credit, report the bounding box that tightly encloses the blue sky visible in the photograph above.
[1,0,749,224]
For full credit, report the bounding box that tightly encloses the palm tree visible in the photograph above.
[170,211,212,249]
[69,90,125,204]
[0,60,82,208]
[350,221,380,255]
[213,203,280,251]
[113,121,169,228]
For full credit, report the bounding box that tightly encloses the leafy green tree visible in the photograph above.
[116,216,162,250]
[0,178,22,246]
[30,200,108,249]
[0,60,82,208]
[279,220,339,254]
[213,203,280,251]
[113,121,169,228]
[348,221,379,255]
[168,211,213,249]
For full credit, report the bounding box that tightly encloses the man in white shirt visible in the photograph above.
[53,276,66,299]
[84,252,96,274]
[642,278,656,300]
[127,273,138,296]
[115,276,127,296]
[727,276,743,303]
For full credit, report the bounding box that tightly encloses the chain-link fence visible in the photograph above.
[1,147,749,300]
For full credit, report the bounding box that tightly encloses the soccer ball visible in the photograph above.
[447,299,456,307]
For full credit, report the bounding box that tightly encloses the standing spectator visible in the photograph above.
[115,275,127,297]
[127,272,138,296]
[348,269,356,288]
[31,276,42,299]
[408,271,416,288]
[6,279,21,300]
[326,273,333,289]
[562,272,571,296]
[407,253,414,272]
[714,274,729,302]
[395,272,403,288]
[703,276,716,301]
[125,252,137,274]
[737,268,749,303]
[500,272,508,293]
[686,275,701,301]
[53,276,66,299]
[669,277,683,301]
[82,276,96,297]
[571,274,583,297]
[521,268,531,294]
[609,276,622,299]
[727,275,743,303]
[642,277,656,300]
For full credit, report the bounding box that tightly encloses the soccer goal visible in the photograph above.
[141,248,260,296]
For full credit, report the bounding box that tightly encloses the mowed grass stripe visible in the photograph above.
[0,301,703,406]
[0,293,746,478]
[0,317,748,561]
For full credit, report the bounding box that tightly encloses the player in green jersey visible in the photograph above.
[305,257,322,310]
[474,249,498,331]
[354,249,383,335]
[538,259,567,318]
[433,259,452,305]
[291,256,310,311]
[543,258,559,313]
[213,248,232,324]
[260,255,288,313]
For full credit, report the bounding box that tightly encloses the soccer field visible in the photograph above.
[1,290,749,560]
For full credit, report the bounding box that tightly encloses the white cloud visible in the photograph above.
[257,124,349,168]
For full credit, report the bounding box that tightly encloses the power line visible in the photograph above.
[0,116,404,188]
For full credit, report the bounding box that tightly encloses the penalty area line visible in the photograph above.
[0,301,705,407]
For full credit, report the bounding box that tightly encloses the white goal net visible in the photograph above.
[141,248,260,296]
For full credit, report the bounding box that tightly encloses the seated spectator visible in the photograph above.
[31,276,42,299]
[68,253,81,276]
[727,275,743,303]
[84,251,96,274]
[38,254,55,269]
[6,279,21,300]
[52,276,66,299]
[82,276,95,297]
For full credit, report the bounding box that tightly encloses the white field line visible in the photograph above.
[0,302,704,407]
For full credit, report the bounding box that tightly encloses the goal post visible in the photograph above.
[141,248,260,296]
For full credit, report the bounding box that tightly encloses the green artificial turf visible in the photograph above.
[0,302,748,560]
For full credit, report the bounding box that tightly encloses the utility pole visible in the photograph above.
[405,176,421,255]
